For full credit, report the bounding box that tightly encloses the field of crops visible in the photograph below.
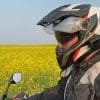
[0,45,60,97]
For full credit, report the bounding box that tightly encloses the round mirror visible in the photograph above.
[13,73,21,83]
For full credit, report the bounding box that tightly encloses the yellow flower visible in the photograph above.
[0,45,60,96]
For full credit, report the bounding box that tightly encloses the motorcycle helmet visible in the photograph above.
[37,4,100,69]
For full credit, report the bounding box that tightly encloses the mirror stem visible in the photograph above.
[2,82,11,100]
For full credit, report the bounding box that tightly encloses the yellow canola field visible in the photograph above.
[0,45,60,97]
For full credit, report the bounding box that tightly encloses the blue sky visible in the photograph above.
[0,0,100,44]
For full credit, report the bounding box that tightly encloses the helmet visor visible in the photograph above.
[53,17,86,33]
[43,17,86,35]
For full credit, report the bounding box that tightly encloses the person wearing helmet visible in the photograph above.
[12,4,100,100]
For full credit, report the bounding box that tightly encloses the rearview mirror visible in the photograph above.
[9,72,22,84]
[1,72,22,100]
[13,73,21,83]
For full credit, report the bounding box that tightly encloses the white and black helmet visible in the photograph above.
[38,4,100,68]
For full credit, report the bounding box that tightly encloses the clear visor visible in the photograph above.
[43,17,87,35]
[53,17,86,33]
[43,24,54,35]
